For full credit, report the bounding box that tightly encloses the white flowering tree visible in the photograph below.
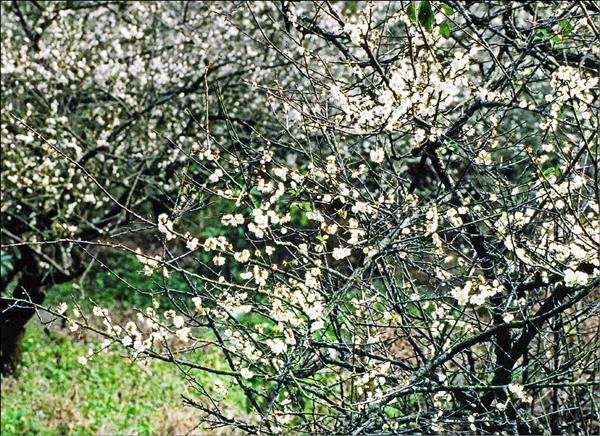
[0,0,275,371]
[2,1,599,434]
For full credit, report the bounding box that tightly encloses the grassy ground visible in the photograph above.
[0,320,210,435]
[1,253,245,435]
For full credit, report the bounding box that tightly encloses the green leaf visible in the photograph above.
[559,19,573,35]
[445,139,458,151]
[299,212,308,226]
[407,1,417,22]
[542,167,555,177]
[418,0,435,32]
[441,3,454,15]
[534,28,550,42]
[203,226,226,238]
[407,303,420,317]
[249,186,263,197]
[1,251,13,279]
[554,166,562,177]
[344,1,359,14]
[542,166,562,178]
[440,21,451,38]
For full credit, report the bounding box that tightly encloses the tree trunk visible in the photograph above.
[1,249,45,374]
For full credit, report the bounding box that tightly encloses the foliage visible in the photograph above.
[0,322,199,435]
[47,252,188,311]
[0,251,12,280]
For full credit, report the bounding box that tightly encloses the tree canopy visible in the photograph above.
[1,1,599,434]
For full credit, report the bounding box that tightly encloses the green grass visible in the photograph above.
[46,252,182,310]
[2,253,252,434]
[2,265,249,435]
[1,322,202,435]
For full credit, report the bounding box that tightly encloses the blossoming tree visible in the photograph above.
[1,0,273,371]
[2,1,599,434]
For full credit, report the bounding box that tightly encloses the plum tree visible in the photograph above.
[1,0,274,372]
[2,1,599,433]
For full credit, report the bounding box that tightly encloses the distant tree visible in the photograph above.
[0,0,270,372]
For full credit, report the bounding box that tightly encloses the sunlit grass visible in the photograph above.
[0,321,205,434]
[1,255,249,436]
